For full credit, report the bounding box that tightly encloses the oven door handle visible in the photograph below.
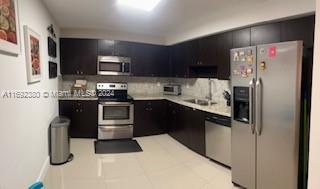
[99,102,133,106]
[99,125,133,131]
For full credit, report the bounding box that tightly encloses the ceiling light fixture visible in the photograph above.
[117,0,161,12]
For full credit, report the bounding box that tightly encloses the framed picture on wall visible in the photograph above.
[0,0,21,55]
[24,26,41,83]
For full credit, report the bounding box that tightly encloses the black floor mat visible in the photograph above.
[94,139,143,154]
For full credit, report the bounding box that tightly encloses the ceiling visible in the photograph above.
[43,0,315,44]
[42,0,262,38]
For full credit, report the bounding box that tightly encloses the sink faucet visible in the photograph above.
[207,78,214,102]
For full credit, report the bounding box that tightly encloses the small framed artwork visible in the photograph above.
[0,0,20,55]
[49,61,57,79]
[48,36,57,58]
[24,26,41,83]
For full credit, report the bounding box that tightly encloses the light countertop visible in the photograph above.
[130,94,231,117]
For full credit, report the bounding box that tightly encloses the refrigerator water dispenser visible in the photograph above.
[233,87,250,123]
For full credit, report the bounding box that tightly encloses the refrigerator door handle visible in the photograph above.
[256,78,262,135]
[249,79,255,134]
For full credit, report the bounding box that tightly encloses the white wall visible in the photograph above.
[0,0,60,188]
[308,0,320,188]
[165,0,316,45]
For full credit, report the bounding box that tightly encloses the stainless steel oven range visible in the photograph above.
[97,83,134,140]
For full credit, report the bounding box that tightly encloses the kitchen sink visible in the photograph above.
[184,99,215,106]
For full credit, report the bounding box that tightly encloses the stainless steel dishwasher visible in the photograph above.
[205,113,231,167]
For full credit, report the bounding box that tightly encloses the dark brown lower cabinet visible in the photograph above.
[59,100,98,138]
[134,100,167,137]
[167,102,180,140]
[182,106,205,156]
[167,102,205,156]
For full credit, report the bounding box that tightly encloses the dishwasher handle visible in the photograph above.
[205,115,231,127]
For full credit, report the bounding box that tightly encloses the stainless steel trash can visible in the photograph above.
[50,116,73,165]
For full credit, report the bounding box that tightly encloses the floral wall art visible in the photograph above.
[24,25,41,83]
[0,0,20,55]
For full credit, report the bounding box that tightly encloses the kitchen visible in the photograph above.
[55,15,314,189]
[0,0,319,189]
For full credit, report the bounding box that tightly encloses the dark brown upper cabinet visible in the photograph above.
[171,41,198,78]
[198,35,218,66]
[250,23,281,46]
[115,41,133,56]
[59,15,314,79]
[232,28,251,48]
[98,40,114,55]
[60,38,98,75]
[131,43,170,77]
[98,40,132,57]
[171,44,187,77]
[216,32,233,80]
[281,15,315,49]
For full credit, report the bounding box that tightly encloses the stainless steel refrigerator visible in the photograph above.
[231,41,303,189]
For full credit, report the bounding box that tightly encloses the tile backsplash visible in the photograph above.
[172,78,231,104]
[60,75,171,95]
[60,75,230,104]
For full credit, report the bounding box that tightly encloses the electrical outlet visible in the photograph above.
[186,84,190,89]
[157,82,161,87]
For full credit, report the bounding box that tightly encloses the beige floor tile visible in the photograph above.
[70,139,95,156]
[44,166,63,189]
[154,135,187,149]
[185,157,231,182]
[106,174,154,189]
[62,155,104,180]
[135,136,165,152]
[208,171,236,189]
[100,154,145,179]
[148,165,208,189]
[45,135,235,189]
[202,180,241,189]
[42,168,52,188]
[165,145,204,163]
[135,149,181,174]
[63,179,107,189]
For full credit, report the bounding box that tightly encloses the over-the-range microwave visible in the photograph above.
[97,56,131,76]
